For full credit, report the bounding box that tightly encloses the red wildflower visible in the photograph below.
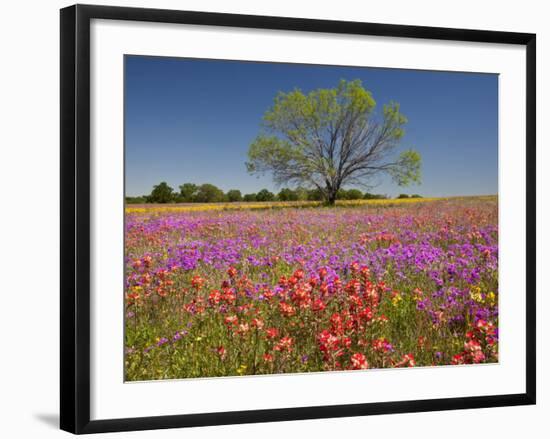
[395,354,416,367]
[227,266,238,278]
[330,313,344,335]
[262,289,275,301]
[358,306,373,322]
[222,289,236,304]
[208,289,221,305]
[274,336,293,352]
[191,275,205,290]
[251,318,264,330]
[143,255,152,267]
[291,286,312,308]
[345,279,361,295]
[350,353,369,370]
[237,323,250,335]
[312,298,326,312]
[224,315,238,326]
[359,265,370,281]
[318,330,339,352]
[266,328,279,339]
[464,339,485,363]
[279,302,296,317]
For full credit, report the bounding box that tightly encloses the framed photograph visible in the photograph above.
[60,4,536,434]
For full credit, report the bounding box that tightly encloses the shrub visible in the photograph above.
[194,184,225,203]
[277,188,298,201]
[179,183,198,202]
[307,188,324,201]
[147,182,175,203]
[364,192,387,200]
[226,189,243,202]
[256,189,275,202]
[344,189,364,200]
[125,196,147,204]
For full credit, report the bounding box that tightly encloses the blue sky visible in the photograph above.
[125,56,498,197]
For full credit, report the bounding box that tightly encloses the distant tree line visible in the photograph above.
[397,193,423,199]
[125,181,421,204]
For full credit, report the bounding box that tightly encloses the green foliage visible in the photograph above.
[336,189,347,200]
[179,183,198,202]
[336,188,364,200]
[246,79,422,205]
[255,188,275,202]
[294,187,310,201]
[147,182,175,203]
[194,184,225,203]
[226,189,243,202]
[388,150,422,186]
[397,194,410,199]
[143,182,397,204]
[411,194,423,198]
[363,192,388,200]
[277,188,299,201]
[307,188,324,201]
[347,189,364,200]
[246,136,297,177]
[125,196,147,204]
[382,101,408,140]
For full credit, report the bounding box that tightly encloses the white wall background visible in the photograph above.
[0,0,546,437]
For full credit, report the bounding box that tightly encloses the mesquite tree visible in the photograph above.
[246,79,421,204]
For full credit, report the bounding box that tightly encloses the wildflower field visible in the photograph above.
[125,196,498,381]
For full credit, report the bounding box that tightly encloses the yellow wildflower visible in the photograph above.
[486,291,497,306]
[391,293,402,307]
[470,286,483,303]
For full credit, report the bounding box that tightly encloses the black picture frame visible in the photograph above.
[60,4,536,434]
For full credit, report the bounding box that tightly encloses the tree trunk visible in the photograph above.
[327,190,337,205]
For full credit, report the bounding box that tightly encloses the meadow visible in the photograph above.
[124,196,498,381]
